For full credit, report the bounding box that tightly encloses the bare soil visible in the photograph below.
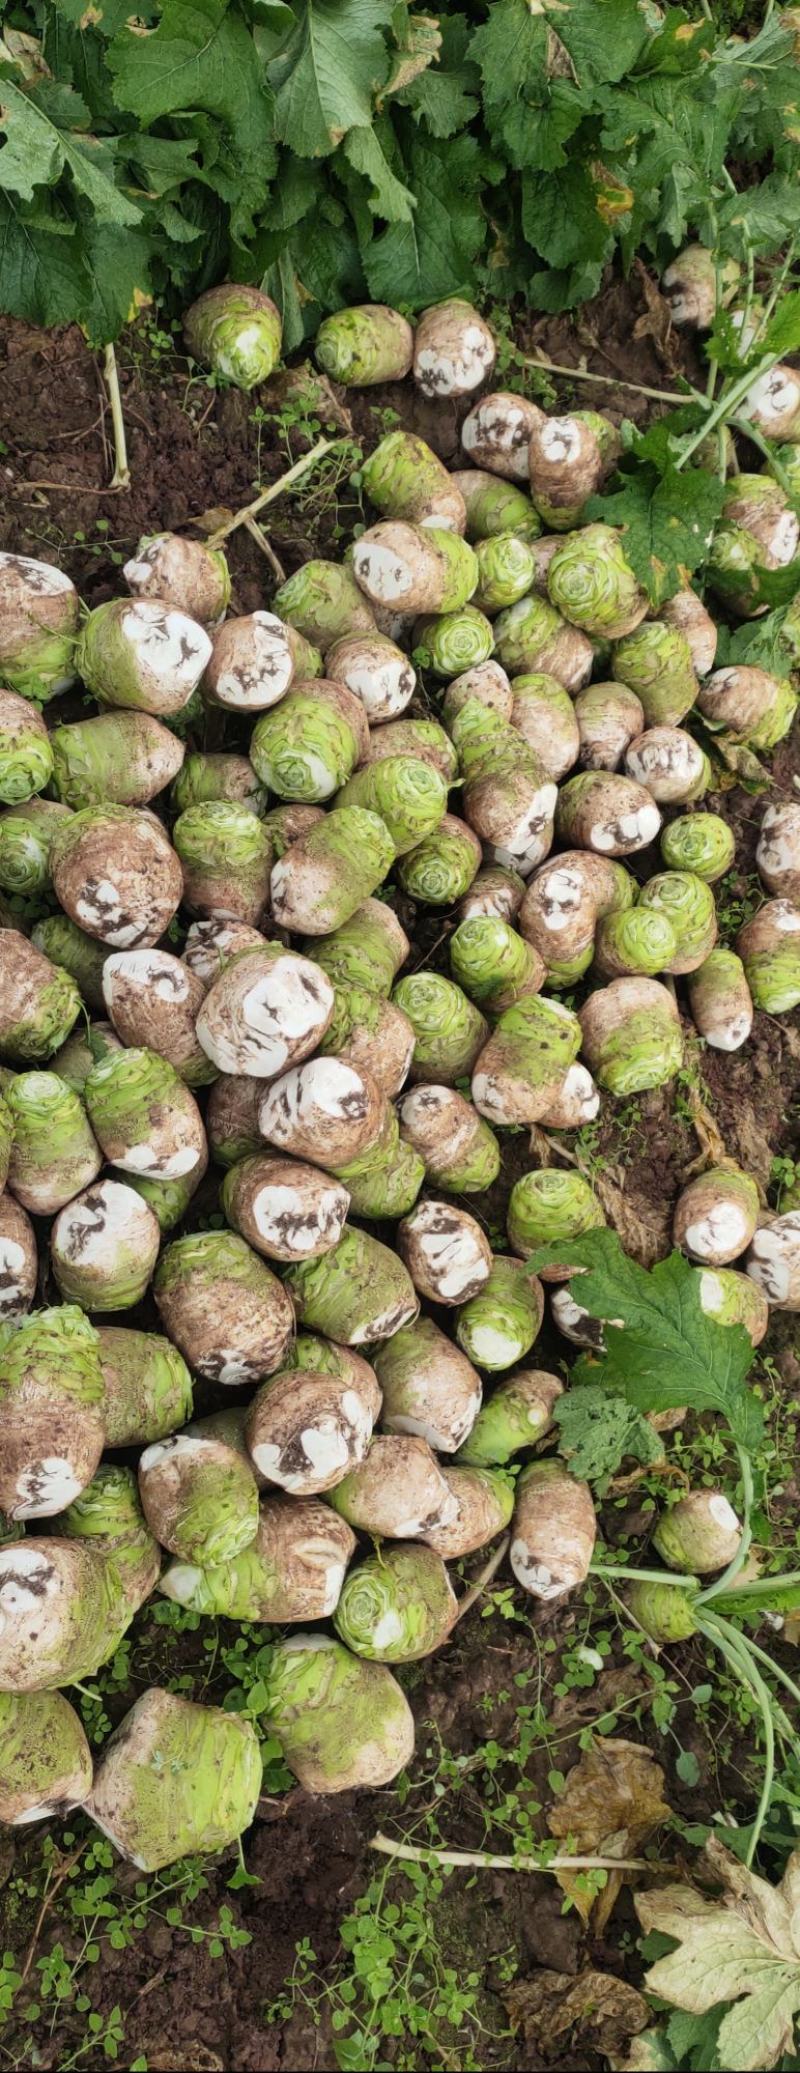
[1,264,799,2073]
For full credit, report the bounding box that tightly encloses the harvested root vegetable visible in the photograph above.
[580,976,683,1095]
[51,1179,161,1311]
[547,525,647,639]
[5,1070,101,1214]
[311,897,408,995]
[0,1192,37,1324]
[317,984,414,1098]
[196,944,334,1077]
[173,801,272,924]
[625,726,709,803]
[55,1464,160,1614]
[285,1224,419,1345]
[556,770,661,855]
[244,1363,379,1495]
[0,552,79,703]
[745,1209,800,1309]
[450,915,545,1010]
[52,709,185,811]
[459,863,526,923]
[273,561,376,649]
[184,282,281,388]
[87,1688,261,1870]
[511,674,580,779]
[507,1169,604,1272]
[102,950,212,1087]
[207,1073,263,1169]
[270,806,395,934]
[0,799,71,898]
[51,805,182,949]
[413,299,496,398]
[458,1368,562,1467]
[250,677,368,803]
[510,1461,596,1600]
[443,660,513,723]
[203,610,301,712]
[329,1433,456,1538]
[98,1328,193,1449]
[422,1465,515,1557]
[352,523,477,616]
[315,304,414,385]
[374,1315,481,1453]
[661,585,717,674]
[688,948,754,1051]
[154,1229,294,1385]
[698,1265,769,1343]
[78,598,211,716]
[662,813,735,882]
[627,1581,698,1642]
[449,698,557,874]
[528,412,618,529]
[473,534,537,614]
[461,391,542,480]
[673,1166,759,1264]
[551,1284,607,1347]
[0,687,54,803]
[261,1634,414,1792]
[0,929,81,1063]
[757,800,800,900]
[31,919,107,1015]
[326,632,415,723]
[393,972,488,1085]
[397,1199,492,1305]
[743,361,800,440]
[738,898,800,1012]
[594,905,678,978]
[0,1538,131,1692]
[697,664,797,749]
[337,755,447,856]
[536,1062,601,1128]
[452,468,542,540]
[160,1497,355,1623]
[173,745,269,812]
[182,917,266,988]
[456,1256,544,1371]
[708,476,799,617]
[662,244,739,328]
[138,1433,259,1565]
[362,431,466,532]
[222,1153,349,1263]
[85,1046,206,1181]
[494,594,593,689]
[518,851,627,969]
[414,603,494,676]
[0,1306,104,1522]
[123,532,230,626]
[398,1083,500,1194]
[638,870,717,973]
[612,619,698,727]
[334,1544,457,1662]
[653,1489,742,1572]
[0,1690,92,1825]
[259,1056,385,1171]
[398,813,482,908]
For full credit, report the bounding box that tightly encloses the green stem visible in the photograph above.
[518,355,703,407]
[676,353,781,471]
[710,1612,800,1727]
[207,437,344,548]
[102,343,130,491]
[697,1616,775,1865]
[590,1560,698,1589]
[733,417,798,499]
[696,1444,753,1603]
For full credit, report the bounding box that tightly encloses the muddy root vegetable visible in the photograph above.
[757,801,800,901]
[392,972,488,1086]
[0,552,79,702]
[258,1056,385,1172]
[738,898,800,1012]
[449,698,557,874]
[30,919,106,1015]
[196,944,334,1077]
[310,898,409,996]
[397,1199,492,1306]
[85,1046,206,1182]
[456,1256,544,1372]
[518,851,629,971]
[78,598,211,717]
[580,976,683,1096]
[398,813,482,908]
[329,1433,456,1538]
[270,806,395,935]
[0,1193,37,1324]
[317,984,414,1098]
[315,304,414,386]
[661,586,718,675]
[398,1083,500,1195]
[0,1690,92,1824]
[184,282,281,389]
[697,664,797,749]
[138,1433,259,1565]
[222,1153,349,1263]
[461,391,543,481]
[510,674,580,779]
[127,1162,206,1237]
[507,1170,605,1273]
[5,1070,101,1214]
[625,726,710,805]
[698,1265,768,1344]
[285,1224,419,1346]
[673,1166,759,1265]
[51,805,183,949]
[413,299,496,399]
[124,532,230,627]
[0,687,54,802]
[743,361,800,441]
[0,1306,104,1522]
[550,1284,608,1347]
[102,950,211,1088]
[172,752,267,818]
[528,412,619,529]
[206,1072,263,1170]
[87,1687,261,1871]
[457,1368,562,1468]
[473,534,538,614]
[0,929,81,1062]
[173,801,272,925]
[52,709,186,812]
[244,1361,380,1496]
[326,631,416,724]
[374,1315,481,1453]
[510,1461,596,1600]
[334,1543,457,1662]
[202,610,301,713]
[56,1463,161,1614]
[98,1328,193,1448]
[51,1179,161,1311]
[362,431,466,532]
[0,1538,131,1693]
[653,1489,742,1573]
[688,948,753,1051]
[155,1229,294,1385]
[547,525,647,639]
[0,799,70,898]
[450,915,545,1010]
[745,1209,800,1309]
[250,678,368,804]
[494,594,594,689]
[708,476,799,616]
[451,469,541,539]
[352,523,478,617]
[51,1021,122,1092]
[458,863,526,924]
[556,770,661,855]
[662,813,735,882]
[470,992,582,1126]
[626,1580,698,1642]
[181,918,266,989]
[422,1464,515,1557]
[160,1497,355,1624]
[443,661,514,724]
[662,244,739,328]
[537,1062,601,1129]
[273,562,376,650]
[612,620,698,729]
[261,1634,414,1792]
[335,1116,424,1222]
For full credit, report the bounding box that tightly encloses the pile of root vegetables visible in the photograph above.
[1,288,800,1876]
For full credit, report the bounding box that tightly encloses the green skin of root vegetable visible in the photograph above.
[0,1305,104,1521]
[0,691,54,804]
[361,432,465,529]
[126,1167,204,1234]
[51,1180,161,1312]
[309,900,409,996]
[661,814,736,882]
[86,1688,262,1871]
[0,932,81,1064]
[315,306,414,386]
[547,525,646,640]
[456,1371,561,1468]
[285,1226,419,1346]
[0,1091,11,1192]
[611,622,698,727]
[626,1580,699,1642]
[397,816,481,907]
[740,939,800,1013]
[0,801,69,895]
[333,1544,456,1662]
[269,807,396,935]
[449,916,544,1009]
[470,992,581,1125]
[594,907,679,979]
[0,1689,92,1824]
[31,919,108,1014]
[262,1634,414,1792]
[0,1536,132,1692]
[316,984,414,1097]
[506,1171,604,1263]
[651,1491,741,1574]
[51,711,185,811]
[638,872,717,973]
[581,987,684,1096]
[352,525,478,616]
[337,1134,425,1220]
[154,1230,294,1386]
[456,1258,543,1372]
[138,1435,260,1566]
[398,1085,500,1194]
[158,1498,356,1623]
[184,284,282,389]
[84,1046,205,1181]
[98,1328,193,1448]
[56,1463,160,1613]
[452,472,541,541]
[336,757,448,855]
[272,562,376,649]
[413,606,494,677]
[474,534,537,613]
[173,802,271,918]
[172,753,266,818]
[392,973,488,1084]
[249,682,367,803]
[5,1071,101,1214]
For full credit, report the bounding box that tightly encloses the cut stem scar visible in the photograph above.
[369,1832,649,1873]
[103,344,130,491]
[206,438,344,548]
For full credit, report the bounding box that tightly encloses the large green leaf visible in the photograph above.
[0,74,140,224]
[109,0,275,191]
[270,0,393,158]
[364,130,485,305]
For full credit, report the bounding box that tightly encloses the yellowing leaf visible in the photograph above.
[547,1736,670,1926]
[637,1837,800,2072]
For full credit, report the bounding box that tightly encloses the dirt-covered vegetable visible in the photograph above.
[261,1634,414,1793]
[456,1256,544,1371]
[510,1462,596,1600]
[184,282,281,388]
[315,304,414,386]
[155,1229,294,1384]
[87,1687,262,1869]
[738,899,800,1012]
[0,553,79,703]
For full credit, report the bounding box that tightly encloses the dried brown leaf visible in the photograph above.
[547,1737,671,1926]
[507,1968,650,2060]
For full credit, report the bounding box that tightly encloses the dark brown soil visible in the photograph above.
[1,267,799,2073]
